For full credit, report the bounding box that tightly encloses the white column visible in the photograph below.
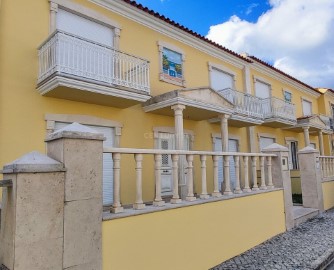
[200,155,209,199]
[170,154,182,204]
[111,153,124,213]
[243,156,251,192]
[318,130,324,155]
[219,114,230,152]
[251,156,259,191]
[223,156,233,195]
[259,156,267,190]
[49,2,58,33]
[267,156,274,189]
[153,154,165,206]
[133,154,145,210]
[171,104,186,198]
[303,127,310,147]
[234,156,242,194]
[185,154,196,201]
[212,156,222,197]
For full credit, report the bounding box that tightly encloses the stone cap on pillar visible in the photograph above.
[2,151,65,174]
[261,143,289,153]
[45,122,106,142]
[298,146,319,154]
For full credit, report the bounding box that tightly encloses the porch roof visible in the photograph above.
[286,115,333,134]
[142,87,234,120]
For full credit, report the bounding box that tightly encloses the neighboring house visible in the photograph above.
[0,0,334,269]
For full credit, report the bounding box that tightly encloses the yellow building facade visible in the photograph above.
[1,1,334,269]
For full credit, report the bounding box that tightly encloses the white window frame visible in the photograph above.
[301,97,313,116]
[208,62,237,90]
[258,133,276,152]
[49,0,121,49]
[157,41,186,87]
[153,127,194,150]
[253,76,272,98]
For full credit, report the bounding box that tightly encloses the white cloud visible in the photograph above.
[206,0,334,88]
[246,3,259,15]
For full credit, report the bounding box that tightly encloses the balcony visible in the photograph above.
[218,88,264,126]
[261,97,296,127]
[37,31,151,108]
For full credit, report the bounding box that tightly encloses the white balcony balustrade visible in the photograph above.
[103,147,276,214]
[38,30,150,93]
[219,88,263,119]
[261,97,296,122]
[320,156,334,179]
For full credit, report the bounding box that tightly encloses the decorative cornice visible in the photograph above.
[89,0,249,69]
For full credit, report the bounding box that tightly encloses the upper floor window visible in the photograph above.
[56,9,114,47]
[158,41,186,87]
[254,79,271,99]
[283,91,292,103]
[210,68,235,91]
[302,99,312,116]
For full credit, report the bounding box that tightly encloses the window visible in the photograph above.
[56,9,114,47]
[287,141,298,170]
[302,99,312,116]
[259,136,275,151]
[158,41,185,86]
[210,68,235,91]
[284,91,292,103]
[255,80,271,99]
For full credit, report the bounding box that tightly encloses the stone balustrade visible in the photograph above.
[103,147,276,214]
[320,156,334,179]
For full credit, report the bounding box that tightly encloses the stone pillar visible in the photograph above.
[262,143,294,230]
[219,114,230,152]
[303,127,310,147]
[0,152,65,270]
[46,123,105,270]
[171,104,187,198]
[318,130,324,155]
[298,146,324,212]
[49,2,58,33]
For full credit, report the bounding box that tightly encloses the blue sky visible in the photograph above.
[135,0,270,36]
[134,0,334,88]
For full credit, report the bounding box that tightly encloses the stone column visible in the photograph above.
[171,104,187,198]
[318,130,324,155]
[262,143,294,230]
[298,146,324,212]
[46,123,105,270]
[49,2,58,33]
[219,114,230,152]
[0,152,65,270]
[303,127,310,147]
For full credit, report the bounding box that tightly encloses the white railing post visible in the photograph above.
[251,156,259,191]
[267,156,274,188]
[186,154,196,201]
[259,156,267,190]
[200,155,209,199]
[223,155,233,195]
[111,152,124,213]
[243,156,251,192]
[170,154,182,204]
[153,154,165,206]
[212,155,222,197]
[234,156,242,194]
[133,154,145,210]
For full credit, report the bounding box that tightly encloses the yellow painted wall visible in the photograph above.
[102,190,286,270]
[322,181,334,210]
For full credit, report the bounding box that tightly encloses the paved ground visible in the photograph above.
[211,209,334,270]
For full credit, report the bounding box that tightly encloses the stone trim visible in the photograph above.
[157,41,186,87]
[45,114,123,147]
[49,0,121,49]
